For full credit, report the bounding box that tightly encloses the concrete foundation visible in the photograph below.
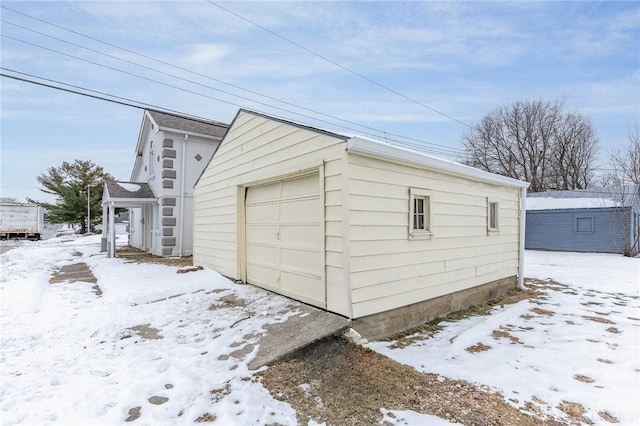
[352,276,518,340]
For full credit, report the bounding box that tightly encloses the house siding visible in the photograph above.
[193,111,349,316]
[630,190,640,249]
[128,125,220,257]
[346,153,521,318]
[525,207,629,253]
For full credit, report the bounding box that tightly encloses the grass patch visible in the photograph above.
[116,246,193,267]
[384,283,542,348]
[260,336,559,426]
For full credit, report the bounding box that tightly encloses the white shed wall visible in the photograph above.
[193,111,350,316]
[346,153,521,318]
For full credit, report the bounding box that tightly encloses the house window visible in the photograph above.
[575,217,594,233]
[487,199,499,234]
[409,188,432,240]
[149,141,155,178]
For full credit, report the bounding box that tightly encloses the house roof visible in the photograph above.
[147,110,228,138]
[131,110,229,181]
[103,181,156,202]
[526,185,639,210]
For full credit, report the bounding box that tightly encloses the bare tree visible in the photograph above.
[598,185,640,257]
[606,124,640,186]
[462,99,598,192]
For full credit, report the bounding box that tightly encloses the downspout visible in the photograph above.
[518,186,528,290]
[178,134,187,257]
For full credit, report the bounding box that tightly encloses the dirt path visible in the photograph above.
[49,258,102,296]
[260,335,561,426]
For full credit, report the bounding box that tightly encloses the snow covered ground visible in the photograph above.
[371,251,640,425]
[1,235,300,425]
[1,234,638,425]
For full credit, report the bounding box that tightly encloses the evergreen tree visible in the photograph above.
[29,160,114,233]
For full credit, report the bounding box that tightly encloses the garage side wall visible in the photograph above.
[346,153,521,319]
[193,111,350,316]
[525,207,629,253]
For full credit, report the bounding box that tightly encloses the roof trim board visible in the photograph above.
[346,136,530,189]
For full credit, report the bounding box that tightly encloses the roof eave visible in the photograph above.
[158,126,225,140]
[346,137,530,189]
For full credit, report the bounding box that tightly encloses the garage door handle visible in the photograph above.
[276,231,280,240]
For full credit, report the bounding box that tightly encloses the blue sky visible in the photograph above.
[1,1,638,203]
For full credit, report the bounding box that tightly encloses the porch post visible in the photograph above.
[101,202,108,252]
[109,201,116,257]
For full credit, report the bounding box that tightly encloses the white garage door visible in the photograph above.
[245,173,325,308]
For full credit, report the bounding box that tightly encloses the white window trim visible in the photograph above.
[409,188,433,240]
[487,198,499,235]
[149,141,156,180]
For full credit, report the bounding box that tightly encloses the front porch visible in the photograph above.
[102,181,157,258]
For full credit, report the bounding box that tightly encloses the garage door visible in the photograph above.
[245,173,325,308]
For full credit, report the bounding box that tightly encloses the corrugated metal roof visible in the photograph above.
[147,110,228,138]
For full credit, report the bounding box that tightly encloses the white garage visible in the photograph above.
[193,109,529,339]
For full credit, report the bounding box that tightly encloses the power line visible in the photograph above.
[1,70,178,113]
[4,69,631,192]
[1,33,462,157]
[0,5,465,156]
[206,1,472,128]
[2,69,463,158]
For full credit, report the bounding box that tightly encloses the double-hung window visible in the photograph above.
[409,188,432,240]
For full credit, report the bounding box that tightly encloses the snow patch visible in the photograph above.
[526,197,618,210]
[371,251,640,425]
[116,182,141,192]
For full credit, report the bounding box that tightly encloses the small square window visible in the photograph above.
[409,188,432,240]
[487,199,499,234]
[576,217,594,233]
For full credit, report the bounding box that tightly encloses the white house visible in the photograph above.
[102,110,228,257]
[192,110,529,338]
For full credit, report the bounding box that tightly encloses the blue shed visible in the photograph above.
[526,185,640,254]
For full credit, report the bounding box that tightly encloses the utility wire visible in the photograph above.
[207,0,472,128]
[0,5,465,155]
[1,70,186,114]
[2,68,463,159]
[1,34,462,157]
[4,69,628,192]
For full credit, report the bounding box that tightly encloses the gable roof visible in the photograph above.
[132,110,230,181]
[103,181,156,202]
[147,110,228,138]
[527,185,639,210]
[200,109,529,190]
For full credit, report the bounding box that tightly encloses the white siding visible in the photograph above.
[346,153,521,318]
[193,111,350,316]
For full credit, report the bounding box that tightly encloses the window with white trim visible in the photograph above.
[487,199,499,234]
[148,141,155,179]
[409,188,432,240]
